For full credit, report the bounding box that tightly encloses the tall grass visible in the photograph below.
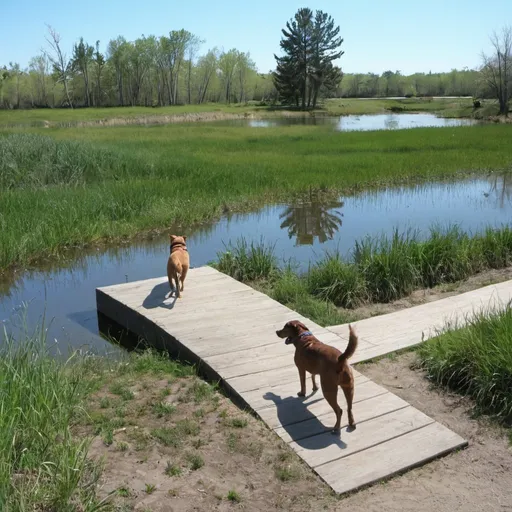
[307,226,512,307]
[214,238,279,282]
[215,226,512,327]
[0,133,149,189]
[418,307,512,423]
[0,318,197,510]
[1,123,511,270]
[213,243,353,326]
[0,327,105,510]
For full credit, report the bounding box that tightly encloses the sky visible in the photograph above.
[1,0,511,75]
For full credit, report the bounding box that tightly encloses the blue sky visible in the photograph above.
[1,0,511,74]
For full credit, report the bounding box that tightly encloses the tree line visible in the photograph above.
[339,69,481,98]
[0,26,273,109]
[1,12,510,112]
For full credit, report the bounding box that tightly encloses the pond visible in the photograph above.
[1,173,510,354]
[221,113,479,131]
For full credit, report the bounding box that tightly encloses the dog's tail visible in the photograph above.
[338,324,358,363]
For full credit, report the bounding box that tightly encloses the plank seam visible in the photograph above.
[312,418,437,469]
[273,394,404,436]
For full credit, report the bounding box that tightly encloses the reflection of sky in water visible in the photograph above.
[228,113,478,131]
[1,174,510,354]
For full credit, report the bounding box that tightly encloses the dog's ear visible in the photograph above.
[286,320,309,333]
[295,320,309,331]
[183,235,187,241]
[170,235,176,242]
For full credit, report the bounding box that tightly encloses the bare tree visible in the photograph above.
[8,62,22,108]
[45,25,73,108]
[219,49,238,103]
[29,54,49,106]
[481,26,512,115]
[196,48,218,103]
[72,37,94,106]
[186,34,203,104]
[93,41,105,106]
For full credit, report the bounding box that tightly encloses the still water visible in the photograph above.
[221,113,478,131]
[1,173,510,354]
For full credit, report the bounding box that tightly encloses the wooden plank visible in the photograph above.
[274,392,408,443]
[257,379,390,430]
[157,306,308,335]
[315,422,467,494]
[146,300,288,325]
[96,267,473,495]
[122,277,247,307]
[225,365,301,393]
[328,279,512,363]
[203,330,345,371]
[239,373,369,412]
[136,288,262,312]
[290,406,434,469]
[202,334,362,379]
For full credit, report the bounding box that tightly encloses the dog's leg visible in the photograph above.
[174,272,181,298]
[311,374,318,393]
[180,266,188,292]
[322,379,342,432]
[297,367,306,397]
[341,384,355,428]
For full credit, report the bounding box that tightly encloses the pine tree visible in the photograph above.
[273,8,344,108]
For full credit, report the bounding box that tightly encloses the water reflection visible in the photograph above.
[487,172,512,208]
[225,113,479,131]
[279,196,344,245]
[1,173,511,353]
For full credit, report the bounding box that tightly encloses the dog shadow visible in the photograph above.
[263,391,354,450]
[142,282,177,310]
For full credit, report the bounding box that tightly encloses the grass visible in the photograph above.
[151,419,200,448]
[144,483,156,494]
[418,307,512,424]
[0,317,200,511]
[1,120,511,271]
[0,329,104,511]
[227,490,241,502]
[0,97,480,128]
[152,401,176,418]
[186,452,205,471]
[229,417,249,428]
[214,226,512,326]
[215,238,279,282]
[165,461,182,477]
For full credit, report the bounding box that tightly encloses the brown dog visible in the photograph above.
[167,235,189,299]
[276,320,358,432]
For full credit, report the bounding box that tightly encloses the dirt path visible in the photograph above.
[351,353,512,512]
[86,348,511,511]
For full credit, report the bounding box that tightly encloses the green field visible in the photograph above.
[419,307,512,425]
[1,120,512,271]
[0,97,491,127]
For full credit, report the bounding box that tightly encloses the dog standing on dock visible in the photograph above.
[276,320,358,432]
[167,235,189,299]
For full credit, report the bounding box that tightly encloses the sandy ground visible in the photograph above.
[83,267,512,511]
[85,347,512,512]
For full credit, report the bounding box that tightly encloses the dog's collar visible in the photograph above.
[285,331,313,344]
[170,242,188,253]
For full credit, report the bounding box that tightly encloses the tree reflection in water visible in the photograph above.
[486,172,512,208]
[279,195,344,245]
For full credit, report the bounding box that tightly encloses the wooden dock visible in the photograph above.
[95,266,512,494]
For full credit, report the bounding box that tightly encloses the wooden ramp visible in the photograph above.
[96,266,470,494]
[328,279,512,364]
